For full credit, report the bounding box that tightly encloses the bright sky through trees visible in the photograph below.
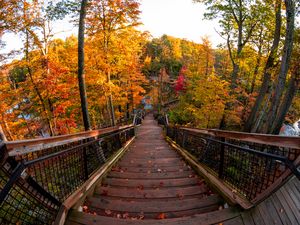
[139,0,222,46]
[0,0,222,56]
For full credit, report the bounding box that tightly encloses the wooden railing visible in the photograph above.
[165,125,300,208]
[0,120,139,224]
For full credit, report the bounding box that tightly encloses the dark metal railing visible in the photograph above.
[0,125,136,224]
[166,126,300,205]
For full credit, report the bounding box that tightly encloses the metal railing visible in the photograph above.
[0,124,136,224]
[166,126,300,206]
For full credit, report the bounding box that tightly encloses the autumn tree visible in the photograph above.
[86,0,141,126]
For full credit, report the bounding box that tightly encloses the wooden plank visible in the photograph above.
[280,185,300,222]
[291,177,300,193]
[222,216,244,225]
[240,211,255,225]
[6,125,134,156]
[258,196,283,225]
[274,188,299,225]
[285,179,300,210]
[256,202,275,225]
[270,195,293,225]
[181,127,300,149]
[250,206,266,225]
[103,177,200,188]
[94,184,208,199]
[67,208,240,225]
[88,194,221,213]
[106,170,195,179]
[115,166,190,173]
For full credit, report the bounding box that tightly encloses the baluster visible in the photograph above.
[182,131,186,148]
[82,140,89,180]
[218,137,225,179]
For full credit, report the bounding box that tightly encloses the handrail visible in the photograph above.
[0,122,139,224]
[166,125,300,209]
[181,127,300,150]
[5,125,133,156]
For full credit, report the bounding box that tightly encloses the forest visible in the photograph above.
[0,0,299,140]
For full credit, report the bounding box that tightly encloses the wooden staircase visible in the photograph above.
[65,115,240,225]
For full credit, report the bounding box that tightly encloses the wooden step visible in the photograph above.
[118,158,182,164]
[95,184,208,199]
[117,161,186,168]
[114,166,191,173]
[102,177,201,188]
[88,203,220,219]
[66,208,240,225]
[106,171,195,179]
[87,195,221,213]
[120,155,181,160]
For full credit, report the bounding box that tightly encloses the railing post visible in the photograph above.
[182,131,186,148]
[218,137,225,179]
[83,142,89,180]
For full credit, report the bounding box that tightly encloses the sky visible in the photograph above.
[138,0,222,45]
[0,0,223,58]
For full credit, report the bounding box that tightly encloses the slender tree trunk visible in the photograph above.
[78,0,91,131]
[272,62,299,134]
[0,123,7,142]
[25,29,54,136]
[252,92,272,133]
[244,0,282,132]
[265,0,295,134]
[250,29,263,94]
[107,70,116,126]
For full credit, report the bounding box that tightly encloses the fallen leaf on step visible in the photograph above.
[102,190,108,196]
[156,213,166,219]
[176,193,184,199]
[105,209,112,215]
[137,185,144,190]
[280,208,284,213]
[82,206,88,212]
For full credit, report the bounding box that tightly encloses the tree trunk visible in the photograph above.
[78,0,91,131]
[272,72,299,134]
[265,0,295,134]
[25,29,54,136]
[243,0,282,132]
[250,29,263,94]
[107,70,116,126]
[0,123,7,142]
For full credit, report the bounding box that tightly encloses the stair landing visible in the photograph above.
[66,115,240,224]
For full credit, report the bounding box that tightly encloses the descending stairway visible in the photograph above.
[66,115,240,225]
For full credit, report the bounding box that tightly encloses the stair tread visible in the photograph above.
[95,183,208,199]
[103,177,201,188]
[66,208,240,225]
[87,194,221,213]
[107,170,195,179]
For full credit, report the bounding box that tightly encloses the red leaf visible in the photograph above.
[156,213,166,219]
[102,190,109,196]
